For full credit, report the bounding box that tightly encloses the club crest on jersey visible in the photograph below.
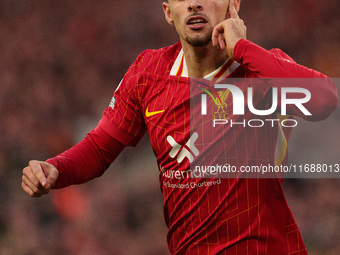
[198,87,231,120]
[109,95,116,109]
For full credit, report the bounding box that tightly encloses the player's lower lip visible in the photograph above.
[187,23,207,30]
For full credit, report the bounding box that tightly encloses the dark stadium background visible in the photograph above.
[0,0,339,254]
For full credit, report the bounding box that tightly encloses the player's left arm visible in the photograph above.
[212,0,338,121]
[211,0,329,79]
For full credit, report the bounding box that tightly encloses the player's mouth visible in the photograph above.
[186,15,208,30]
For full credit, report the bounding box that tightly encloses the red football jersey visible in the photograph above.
[49,39,337,254]
[98,39,337,254]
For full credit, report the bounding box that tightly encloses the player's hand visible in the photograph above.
[212,0,247,59]
[22,160,59,197]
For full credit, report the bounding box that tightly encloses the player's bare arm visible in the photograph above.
[212,0,246,59]
[21,160,59,197]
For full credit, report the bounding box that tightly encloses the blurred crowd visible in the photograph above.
[0,0,339,254]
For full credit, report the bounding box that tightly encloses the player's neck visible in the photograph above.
[182,42,229,78]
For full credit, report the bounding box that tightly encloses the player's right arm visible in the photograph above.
[21,126,125,197]
[22,49,150,197]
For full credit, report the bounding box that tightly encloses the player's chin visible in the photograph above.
[186,33,212,47]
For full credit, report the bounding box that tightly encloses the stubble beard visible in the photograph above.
[184,30,213,47]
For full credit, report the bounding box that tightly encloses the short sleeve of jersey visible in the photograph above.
[98,58,147,147]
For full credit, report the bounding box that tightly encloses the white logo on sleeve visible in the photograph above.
[167,132,199,163]
[109,96,116,109]
[109,79,123,109]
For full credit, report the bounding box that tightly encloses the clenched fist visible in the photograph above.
[22,160,59,197]
[212,0,247,59]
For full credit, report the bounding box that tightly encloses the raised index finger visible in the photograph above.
[229,0,239,19]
